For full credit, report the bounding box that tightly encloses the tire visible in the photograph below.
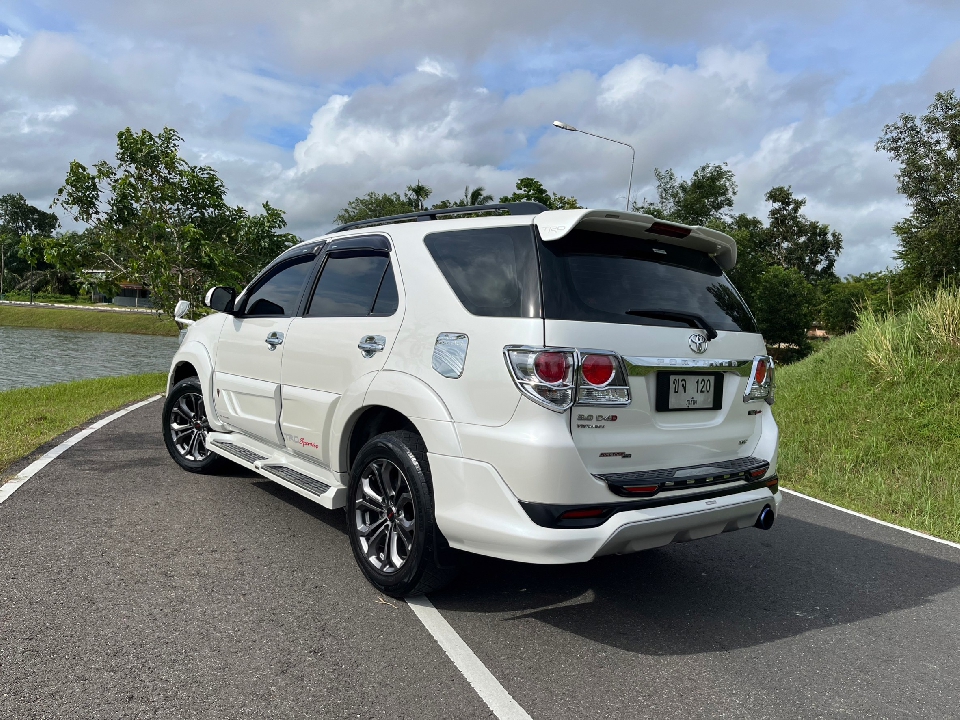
[346,430,459,597]
[162,377,224,474]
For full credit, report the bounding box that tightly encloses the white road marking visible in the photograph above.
[407,595,533,720]
[783,488,960,552]
[0,395,162,505]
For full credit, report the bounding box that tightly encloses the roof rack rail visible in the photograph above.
[326,201,549,234]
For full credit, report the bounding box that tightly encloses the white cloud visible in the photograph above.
[1,2,959,273]
[0,33,23,63]
[276,41,956,272]
[416,58,453,77]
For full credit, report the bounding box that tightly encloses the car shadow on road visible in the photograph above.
[252,480,350,534]
[429,515,960,656]
[242,474,960,656]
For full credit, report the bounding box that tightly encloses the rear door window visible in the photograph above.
[306,251,397,317]
[424,227,540,318]
[538,229,757,333]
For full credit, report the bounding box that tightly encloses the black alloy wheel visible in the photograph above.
[346,430,458,597]
[162,377,224,473]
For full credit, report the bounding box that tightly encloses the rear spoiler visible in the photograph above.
[533,209,738,270]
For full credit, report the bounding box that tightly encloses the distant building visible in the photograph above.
[81,271,153,308]
[113,282,153,308]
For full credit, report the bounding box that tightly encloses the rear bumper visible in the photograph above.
[430,452,782,564]
[455,397,780,506]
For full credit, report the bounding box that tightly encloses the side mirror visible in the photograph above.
[204,286,236,314]
[174,300,191,320]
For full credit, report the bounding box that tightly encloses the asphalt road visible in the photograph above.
[2,402,959,719]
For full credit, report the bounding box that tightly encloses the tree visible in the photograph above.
[634,163,737,226]
[819,270,908,335]
[405,181,432,212]
[499,177,580,210]
[877,89,960,285]
[0,193,59,299]
[764,186,842,283]
[51,127,296,316]
[337,178,570,226]
[430,185,495,213]
[334,192,415,225]
[725,212,772,310]
[460,185,493,207]
[752,266,816,360]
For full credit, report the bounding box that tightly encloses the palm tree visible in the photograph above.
[462,185,493,206]
[405,181,432,212]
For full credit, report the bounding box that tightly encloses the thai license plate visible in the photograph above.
[655,372,724,412]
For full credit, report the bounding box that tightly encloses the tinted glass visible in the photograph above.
[307,251,391,317]
[244,256,315,317]
[424,227,540,318]
[371,263,399,316]
[539,229,757,333]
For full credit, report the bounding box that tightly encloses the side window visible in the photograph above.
[424,226,540,317]
[306,251,398,318]
[243,256,315,317]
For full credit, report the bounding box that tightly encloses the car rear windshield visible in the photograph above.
[538,229,757,333]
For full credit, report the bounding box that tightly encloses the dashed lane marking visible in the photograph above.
[407,594,533,720]
[783,488,960,552]
[0,395,162,505]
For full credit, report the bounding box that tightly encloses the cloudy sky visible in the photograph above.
[2,0,959,274]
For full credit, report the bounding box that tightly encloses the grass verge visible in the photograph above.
[0,305,178,336]
[0,373,167,476]
[775,287,960,543]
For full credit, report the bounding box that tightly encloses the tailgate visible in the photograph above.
[546,320,768,474]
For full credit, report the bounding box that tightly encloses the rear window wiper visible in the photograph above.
[624,309,718,340]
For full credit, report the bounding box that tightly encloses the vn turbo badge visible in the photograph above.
[688,332,709,354]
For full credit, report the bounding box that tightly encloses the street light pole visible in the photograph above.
[553,121,635,211]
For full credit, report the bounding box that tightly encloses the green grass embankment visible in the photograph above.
[776,287,960,543]
[0,304,178,336]
[0,373,167,476]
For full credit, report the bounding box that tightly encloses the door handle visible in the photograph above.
[265,331,284,350]
[358,335,386,358]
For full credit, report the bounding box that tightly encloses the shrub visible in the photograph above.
[855,285,960,379]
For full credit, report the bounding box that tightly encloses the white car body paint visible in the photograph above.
[166,208,782,565]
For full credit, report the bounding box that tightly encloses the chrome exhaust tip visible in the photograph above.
[755,505,775,531]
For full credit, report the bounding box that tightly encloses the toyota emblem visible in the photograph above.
[688,332,709,354]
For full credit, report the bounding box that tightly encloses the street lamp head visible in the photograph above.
[553,120,577,132]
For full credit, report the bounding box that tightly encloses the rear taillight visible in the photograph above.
[576,351,631,406]
[534,351,572,384]
[743,355,775,405]
[581,354,615,386]
[504,347,631,412]
[504,347,577,411]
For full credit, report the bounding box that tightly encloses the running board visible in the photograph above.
[208,433,347,509]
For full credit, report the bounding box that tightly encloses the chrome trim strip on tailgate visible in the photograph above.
[622,357,753,377]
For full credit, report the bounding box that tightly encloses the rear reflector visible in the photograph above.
[646,222,691,239]
[622,485,659,495]
[558,508,607,520]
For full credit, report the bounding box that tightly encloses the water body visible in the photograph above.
[0,326,179,392]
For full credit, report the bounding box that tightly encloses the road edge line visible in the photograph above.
[407,595,532,720]
[782,488,960,552]
[0,394,163,505]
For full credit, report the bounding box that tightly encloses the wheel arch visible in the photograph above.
[171,360,199,387]
[167,341,226,431]
[336,371,462,473]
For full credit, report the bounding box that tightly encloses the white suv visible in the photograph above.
[162,203,781,596]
